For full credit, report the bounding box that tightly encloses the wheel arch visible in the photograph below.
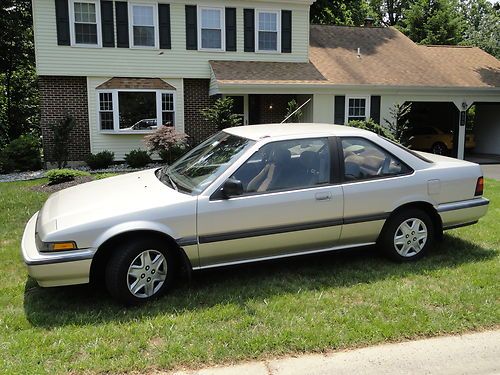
[89,229,193,284]
[383,201,443,241]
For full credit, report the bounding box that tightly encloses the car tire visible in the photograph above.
[105,238,177,305]
[431,142,447,155]
[378,208,434,262]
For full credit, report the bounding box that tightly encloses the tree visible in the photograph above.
[369,0,413,26]
[401,0,465,45]
[51,116,75,168]
[284,99,303,123]
[201,97,242,131]
[383,102,412,145]
[0,0,39,147]
[460,0,500,58]
[310,0,375,26]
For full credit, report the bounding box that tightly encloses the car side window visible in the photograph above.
[232,138,331,194]
[341,137,411,181]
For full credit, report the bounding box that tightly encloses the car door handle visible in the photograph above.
[315,192,332,201]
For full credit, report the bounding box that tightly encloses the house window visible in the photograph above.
[346,96,370,123]
[162,93,175,126]
[98,90,175,132]
[256,10,280,52]
[198,7,224,50]
[99,92,114,130]
[130,4,157,47]
[70,0,101,46]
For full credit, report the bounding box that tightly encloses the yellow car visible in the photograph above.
[408,126,475,155]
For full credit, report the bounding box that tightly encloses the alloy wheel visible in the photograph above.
[393,218,428,257]
[127,250,167,298]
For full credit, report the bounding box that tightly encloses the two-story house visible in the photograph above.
[33,0,500,165]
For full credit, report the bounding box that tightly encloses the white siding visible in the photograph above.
[88,77,184,160]
[34,0,310,78]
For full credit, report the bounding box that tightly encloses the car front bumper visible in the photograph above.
[438,197,489,230]
[21,212,95,287]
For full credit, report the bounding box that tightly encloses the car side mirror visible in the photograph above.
[222,178,244,198]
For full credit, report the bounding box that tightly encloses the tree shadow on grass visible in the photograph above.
[23,234,497,328]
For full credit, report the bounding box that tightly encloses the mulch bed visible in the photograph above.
[30,176,95,194]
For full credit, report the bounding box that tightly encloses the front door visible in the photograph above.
[196,137,344,267]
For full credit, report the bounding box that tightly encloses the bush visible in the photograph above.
[0,134,42,173]
[346,119,396,140]
[45,168,90,185]
[200,97,242,130]
[85,150,115,170]
[124,149,152,168]
[144,127,189,164]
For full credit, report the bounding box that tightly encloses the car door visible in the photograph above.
[196,137,344,267]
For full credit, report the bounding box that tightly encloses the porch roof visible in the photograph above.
[209,60,328,94]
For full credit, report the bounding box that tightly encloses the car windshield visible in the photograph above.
[161,132,254,194]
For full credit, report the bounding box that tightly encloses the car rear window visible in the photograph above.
[380,136,434,163]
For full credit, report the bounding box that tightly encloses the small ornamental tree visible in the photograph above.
[284,99,303,123]
[201,97,241,131]
[144,126,189,164]
[50,115,75,168]
[383,102,412,145]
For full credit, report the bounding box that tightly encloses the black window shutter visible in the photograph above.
[281,10,292,53]
[55,0,70,45]
[158,4,171,49]
[243,9,255,52]
[370,95,381,124]
[115,2,129,48]
[225,8,236,52]
[101,1,115,47]
[185,5,197,50]
[334,96,346,125]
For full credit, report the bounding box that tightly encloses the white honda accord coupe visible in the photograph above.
[22,124,489,304]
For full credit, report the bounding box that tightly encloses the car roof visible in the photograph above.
[223,123,373,141]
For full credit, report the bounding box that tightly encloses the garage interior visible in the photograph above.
[402,101,500,163]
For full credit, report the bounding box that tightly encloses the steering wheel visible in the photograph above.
[377,156,391,176]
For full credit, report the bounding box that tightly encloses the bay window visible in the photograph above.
[98,90,175,132]
[256,10,280,52]
[198,7,224,50]
[130,4,158,48]
[70,0,101,46]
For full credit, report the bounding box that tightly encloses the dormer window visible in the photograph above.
[198,7,224,51]
[69,0,101,47]
[130,4,158,48]
[256,10,280,52]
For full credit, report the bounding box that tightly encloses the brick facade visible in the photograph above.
[183,78,217,144]
[39,76,91,163]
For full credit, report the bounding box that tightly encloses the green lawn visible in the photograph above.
[0,178,499,374]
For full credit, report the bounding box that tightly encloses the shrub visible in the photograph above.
[85,150,115,170]
[124,149,152,168]
[45,168,90,185]
[346,119,396,140]
[51,116,75,169]
[201,97,242,130]
[0,134,42,173]
[144,127,189,164]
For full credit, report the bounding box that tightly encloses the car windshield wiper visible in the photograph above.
[158,166,178,191]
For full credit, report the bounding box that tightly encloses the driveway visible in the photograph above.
[482,164,500,180]
[171,330,500,375]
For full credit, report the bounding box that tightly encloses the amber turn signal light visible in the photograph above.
[475,177,484,196]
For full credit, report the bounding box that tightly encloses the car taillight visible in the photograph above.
[475,177,484,196]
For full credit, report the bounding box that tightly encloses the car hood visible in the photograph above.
[37,169,190,238]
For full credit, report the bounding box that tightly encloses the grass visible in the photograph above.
[0,178,499,374]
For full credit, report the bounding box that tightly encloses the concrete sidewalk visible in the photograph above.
[171,330,500,375]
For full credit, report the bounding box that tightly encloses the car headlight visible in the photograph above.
[36,234,78,252]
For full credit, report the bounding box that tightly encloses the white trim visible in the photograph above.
[197,6,225,52]
[345,95,370,124]
[96,88,176,133]
[128,3,159,49]
[255,9,281,53]
[69,0,102,48]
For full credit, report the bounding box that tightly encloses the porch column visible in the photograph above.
[457,110,466,160]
